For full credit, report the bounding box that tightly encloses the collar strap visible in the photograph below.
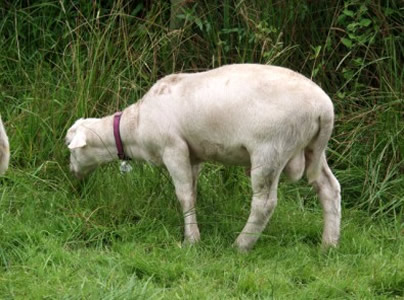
[113,112,131,161]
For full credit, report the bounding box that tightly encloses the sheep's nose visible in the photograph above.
[70,164,84,180]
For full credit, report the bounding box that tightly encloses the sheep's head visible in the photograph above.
[65,118,100,179]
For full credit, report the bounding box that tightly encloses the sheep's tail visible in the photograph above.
[0,115,10,175]
[305,103,334,184]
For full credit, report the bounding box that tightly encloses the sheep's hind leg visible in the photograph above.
[310,153,341,247]
[234,160,281,252]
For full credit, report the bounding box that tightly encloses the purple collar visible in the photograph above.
[113,112,131,160]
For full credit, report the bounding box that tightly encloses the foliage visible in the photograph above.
[1,0,402,215]
[0,0,403,298]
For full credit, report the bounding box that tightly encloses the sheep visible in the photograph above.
[0,115,10,175]
[66,64,341,251]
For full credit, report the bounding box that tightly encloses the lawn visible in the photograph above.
[0,1,403,299]
[1,165,403,298]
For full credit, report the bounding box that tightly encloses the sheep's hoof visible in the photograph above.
[233,238,254,253]
[182,235,200,247]
[321,237,339,250]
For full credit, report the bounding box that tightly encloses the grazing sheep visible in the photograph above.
[66,64,341,251]
[0,115,10,175]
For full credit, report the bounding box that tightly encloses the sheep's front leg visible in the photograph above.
[192,164,202,202]
[163,145,200,244]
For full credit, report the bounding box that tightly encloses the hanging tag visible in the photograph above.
[120,161,133,174]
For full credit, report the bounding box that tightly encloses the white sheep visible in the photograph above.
[0,115,10,175]
[66,64,341,251]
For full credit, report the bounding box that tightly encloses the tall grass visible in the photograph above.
[0,1,403,298]
[1,0,402,216]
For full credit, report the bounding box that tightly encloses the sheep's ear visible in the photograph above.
[68,131,87,149]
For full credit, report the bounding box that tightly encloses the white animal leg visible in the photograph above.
[311,153,341,247]
[163,145,201,244]
[235,162,281,251]
[192,164,202,202]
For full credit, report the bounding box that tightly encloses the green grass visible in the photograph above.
[0,1,403,298]
[1,167,403,299]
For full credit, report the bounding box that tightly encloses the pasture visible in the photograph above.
[0,1,403,298]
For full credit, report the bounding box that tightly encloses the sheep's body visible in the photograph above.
[66,64,341,251]
[0,115,10,175]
